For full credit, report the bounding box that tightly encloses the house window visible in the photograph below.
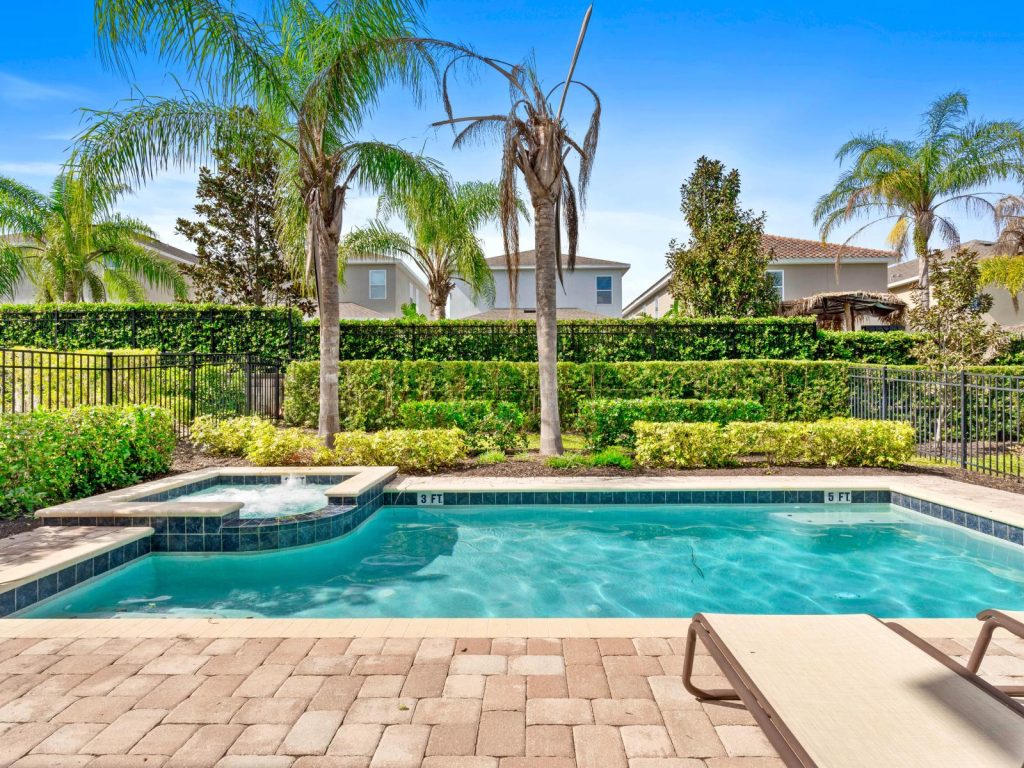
[369,270,387,300]
[596,275,612,305]
[767,269,784,299]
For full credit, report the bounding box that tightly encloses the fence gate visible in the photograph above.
[0,349,286,435]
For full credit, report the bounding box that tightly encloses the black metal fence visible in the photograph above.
[0,349,286,435]
[849,365,1024,482]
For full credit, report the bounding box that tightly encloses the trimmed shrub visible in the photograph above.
[398,400,526,453]
[0,405,175,517]
[325,428,467,472]
[816,331,921,365]
[576,397,765,449]
[245,427,319,466]
[190,415,275,456]
[285,359,851,431]
[634,422,739,468]
[636,418,915,469]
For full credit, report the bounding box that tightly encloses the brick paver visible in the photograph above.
[0,630,1011,767]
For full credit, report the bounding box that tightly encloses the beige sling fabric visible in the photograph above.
[704,613,1024,768]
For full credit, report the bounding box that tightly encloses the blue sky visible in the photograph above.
[2,0,1024,302]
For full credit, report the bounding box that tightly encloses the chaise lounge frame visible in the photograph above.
[681,611,1024,768]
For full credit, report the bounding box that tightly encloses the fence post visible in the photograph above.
[959,369,968,469]
[105,351,114,406]
[244,352,253,415]
[189,353,197,424]
[881,365,888,420]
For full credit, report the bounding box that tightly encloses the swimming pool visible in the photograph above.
[23,503,1024,619]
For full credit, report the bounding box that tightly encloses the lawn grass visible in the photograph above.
[527,433,587,451]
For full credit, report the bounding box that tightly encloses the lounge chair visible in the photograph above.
[681,613,1024,768]
[967,609,1024,697]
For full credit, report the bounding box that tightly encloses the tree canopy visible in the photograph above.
[666,156,778,318]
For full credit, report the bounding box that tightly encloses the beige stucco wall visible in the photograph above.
[775,262,889,301]
[895,281,1024,327]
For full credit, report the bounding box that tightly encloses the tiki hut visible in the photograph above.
[782,291,907,331]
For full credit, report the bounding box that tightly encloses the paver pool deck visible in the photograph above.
[0,617,1020,767]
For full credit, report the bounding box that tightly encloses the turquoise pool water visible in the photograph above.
[174,478,333,518]
[23,504,1024,618]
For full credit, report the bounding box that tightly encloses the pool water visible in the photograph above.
[174,477,334,518]
[23,504,1024,619]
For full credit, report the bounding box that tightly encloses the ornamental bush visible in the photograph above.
[398,400,526,453]
[325,428,467,472]
[284,359,850,431]
[190,415,275,456]
[0,405,175,517]
[575,397,765,449]
[635,418,915,469]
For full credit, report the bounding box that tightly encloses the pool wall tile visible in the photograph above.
[1,536,151,618]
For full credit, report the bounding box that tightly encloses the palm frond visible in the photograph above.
[71,95,256,191]
[0,242,27,299]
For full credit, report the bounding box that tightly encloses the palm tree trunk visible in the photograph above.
[429,300,445,320]
[914,215,934,289]
[312,192,343,448]
[533,198,564,456]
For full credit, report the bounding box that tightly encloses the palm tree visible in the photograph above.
[421,9,600,455]
[75,0,437,445]
[342,179,521,319]
[814,92,1024,287]
[0,174,187,302]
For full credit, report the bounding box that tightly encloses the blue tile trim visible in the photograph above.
[890,491,1023,547]
[1,537,151,617]
[384,488,864,507]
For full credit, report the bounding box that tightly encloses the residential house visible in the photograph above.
[887,240,1024,331]
[623,234,897,328]
[3,235,430,319]
[338,260,428,319]
[449,251,631,319]
[2,237,197,304]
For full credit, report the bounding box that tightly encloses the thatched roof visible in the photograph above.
[782,291,907,324]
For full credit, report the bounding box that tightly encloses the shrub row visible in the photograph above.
[398,400,526,453]
[0,405,175,517]
[190,416,467,472]
[1,303,966,365]
[575,397,765,449]
[284,359,850,431]
[633,418,915,469]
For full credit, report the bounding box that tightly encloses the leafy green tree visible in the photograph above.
[909,247,1005,368]
[814,92,1024,287]
[175,132,314,312]
[342,179,508,319]
[666,157,778,317]
[424,18,601,455]
[0,173,186,302]
[75,0,437,445]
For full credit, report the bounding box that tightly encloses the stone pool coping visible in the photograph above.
[0,615,990,638]
[35,465,397,520]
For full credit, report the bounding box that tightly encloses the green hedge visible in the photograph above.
[815,331,921,365]
[398,400,526,453]
[285,359,850,431]
[575,397,765,449]
[0,303,934,364]
[0,405,175,517]
[634,418,915,468]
